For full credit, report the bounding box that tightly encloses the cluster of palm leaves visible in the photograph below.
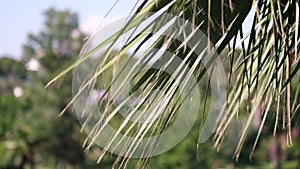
[49,0,299,167]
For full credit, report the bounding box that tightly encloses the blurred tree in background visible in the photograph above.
[0,8,96,169]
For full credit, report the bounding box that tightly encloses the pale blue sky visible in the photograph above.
[0,1,254,60]
[0,0,137,60]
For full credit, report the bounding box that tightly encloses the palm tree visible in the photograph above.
[50,0,299,168]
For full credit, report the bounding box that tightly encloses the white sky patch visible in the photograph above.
[13,86,23,97]
[80,15,124,35]
[71,29,81,39]
[25,58,40,71]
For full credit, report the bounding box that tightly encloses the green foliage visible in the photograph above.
[0,8,94,169]
[0,57,27,78]
[22,8,84,73]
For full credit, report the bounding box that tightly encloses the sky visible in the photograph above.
[0,1,254,60]
[0,0,138,60]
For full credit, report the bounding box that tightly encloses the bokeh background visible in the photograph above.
[0,1,299,169]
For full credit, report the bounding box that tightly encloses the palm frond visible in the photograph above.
[50,0,299,167]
